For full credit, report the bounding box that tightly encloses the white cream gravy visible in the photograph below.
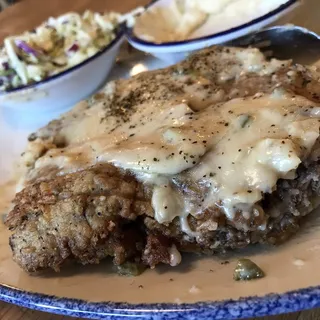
[28,87,320,234]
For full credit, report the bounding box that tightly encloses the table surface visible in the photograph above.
[0,0,319,319]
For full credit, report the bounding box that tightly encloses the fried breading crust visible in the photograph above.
[7,160,320,273]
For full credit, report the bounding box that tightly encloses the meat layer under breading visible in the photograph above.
[6,159,320,273]
[6,46,320,273]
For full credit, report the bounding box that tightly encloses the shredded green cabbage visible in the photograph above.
[0,9,143,91]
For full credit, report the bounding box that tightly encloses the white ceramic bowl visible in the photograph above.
[0,30,124,127]
[126,0,300,64]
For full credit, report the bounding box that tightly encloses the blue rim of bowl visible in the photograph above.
[126,0,298,47]
[1,282,320,319]
[0,27,125,96]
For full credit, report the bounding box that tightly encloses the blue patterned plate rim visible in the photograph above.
[1,283,320,319]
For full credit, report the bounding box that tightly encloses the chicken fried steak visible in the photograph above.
[6,46,320,273]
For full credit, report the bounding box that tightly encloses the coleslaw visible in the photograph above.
[0,10,136,92]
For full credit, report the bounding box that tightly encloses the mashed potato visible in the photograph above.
[134,0,290,43]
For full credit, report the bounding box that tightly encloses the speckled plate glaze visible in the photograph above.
[1,4,320,317]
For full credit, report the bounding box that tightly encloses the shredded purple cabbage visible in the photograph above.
[67,43,79,53]
[15,40,39,56]
[2,62,9,70]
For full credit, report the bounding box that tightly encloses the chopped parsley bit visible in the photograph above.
[224,123,229,127]
[209,172,215,177]
[153,158,159,162]
[247,190,252,193]
[218,166,222,169]
[164,206,168,209]
[129,133,135,137]
[238,149,242,152]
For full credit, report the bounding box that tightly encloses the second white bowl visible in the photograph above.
[126,0,300,64]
